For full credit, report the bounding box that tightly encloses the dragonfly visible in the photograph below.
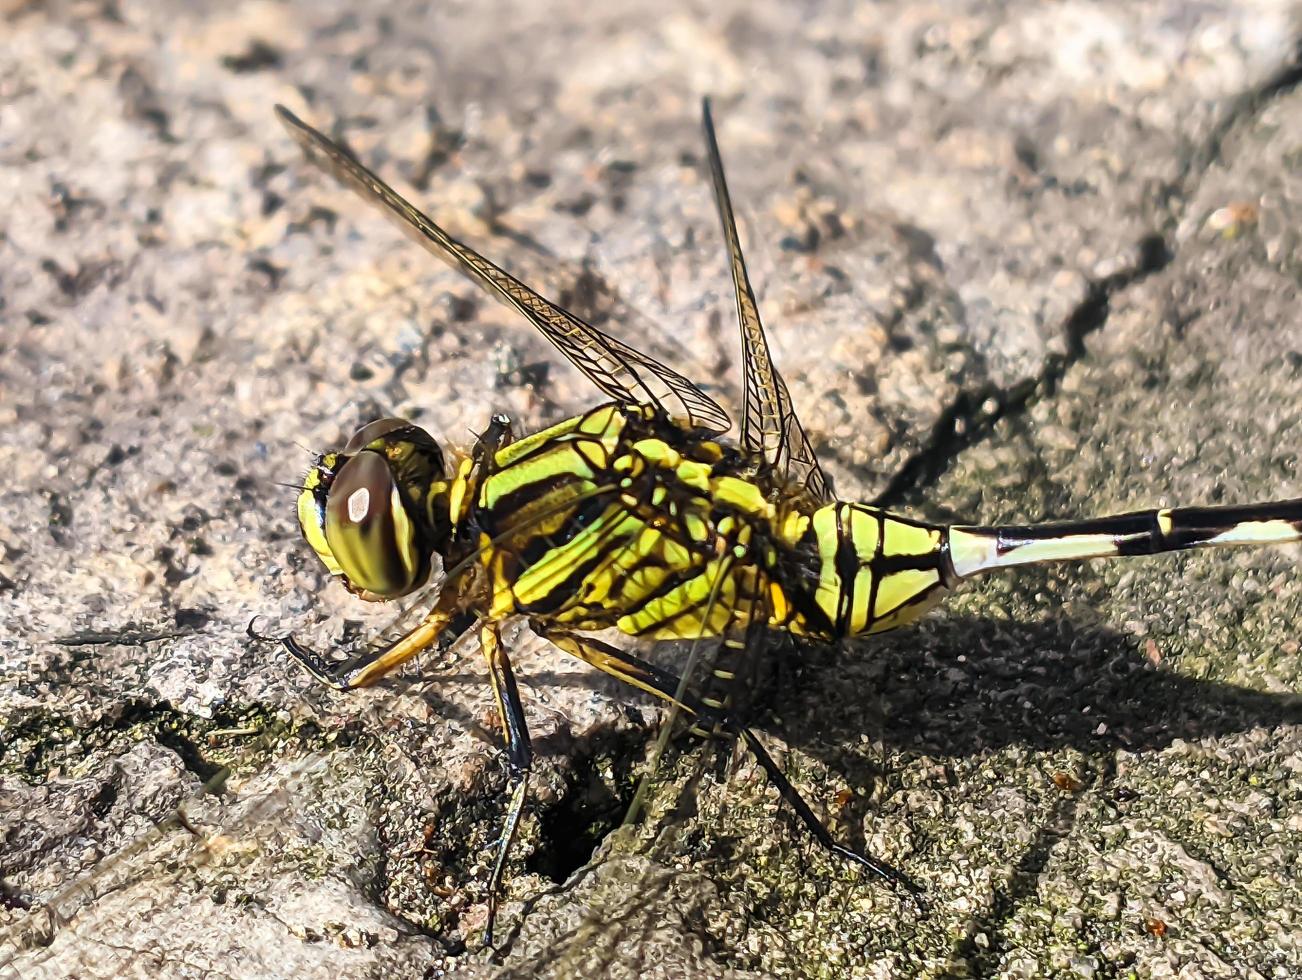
[266,99,1302,947]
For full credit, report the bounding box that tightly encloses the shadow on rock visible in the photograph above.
[385,608,1299,816]
[762,612,1300,761]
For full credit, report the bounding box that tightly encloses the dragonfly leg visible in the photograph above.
[249,591,465,690]
[471,413,514,470]
[532,623,922,900]
[730,725,922,899]
[533,624,717,723]
[478,622,532,949]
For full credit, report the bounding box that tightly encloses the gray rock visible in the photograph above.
[2,1,1299,977]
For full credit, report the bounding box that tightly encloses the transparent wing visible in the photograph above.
[700,99,833,501]
[276,105,730,433]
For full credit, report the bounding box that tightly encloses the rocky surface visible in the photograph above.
[2,1,1300,977]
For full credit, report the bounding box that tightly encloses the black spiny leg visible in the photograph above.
[533,624,922,900]
[731,725,922,900]
[479,622,532,948]
[249,588,466,691]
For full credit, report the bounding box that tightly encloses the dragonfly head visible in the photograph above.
[296,418,451,601]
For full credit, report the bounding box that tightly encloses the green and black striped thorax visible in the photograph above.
[456,402,958,643]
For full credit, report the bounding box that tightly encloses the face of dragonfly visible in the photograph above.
[296,418,450,601]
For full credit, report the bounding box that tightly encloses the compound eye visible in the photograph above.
[344,417,411,454]
[323,450,420,598]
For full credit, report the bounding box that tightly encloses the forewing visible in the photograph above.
[700,99,833,502]
[276,105,730,433]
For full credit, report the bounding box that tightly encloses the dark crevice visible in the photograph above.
[220,40,283,74]
[527,729,643,885]
[873,234,1171,509]
[54,624,199,647]
[1,700,333,785]
[85,776,120,821]
[1172,39,1302,206]
[874,38,1302,510]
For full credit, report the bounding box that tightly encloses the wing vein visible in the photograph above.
[276,105,730,433]
[700,98,832,501]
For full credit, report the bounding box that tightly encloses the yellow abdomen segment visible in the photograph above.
[794,503,951,639]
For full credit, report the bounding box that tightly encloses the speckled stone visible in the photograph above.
[2,2,1299,978]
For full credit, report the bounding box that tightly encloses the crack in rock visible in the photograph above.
[873,234,1171,509]
[875,42,1302,511]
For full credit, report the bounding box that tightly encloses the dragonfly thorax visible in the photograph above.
[296,417,453,601]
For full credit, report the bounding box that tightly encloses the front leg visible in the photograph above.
[251,586,468,691]
[478,621,532,948]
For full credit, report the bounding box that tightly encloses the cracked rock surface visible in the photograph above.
[2,2,1300,978]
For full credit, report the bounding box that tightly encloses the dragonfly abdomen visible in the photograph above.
[777,503,955,640]
[948,499,1302,579]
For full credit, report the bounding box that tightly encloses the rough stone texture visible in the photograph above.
[2,1,1300,978]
